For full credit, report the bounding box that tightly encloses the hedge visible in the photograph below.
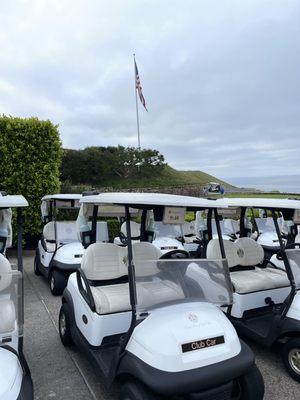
[0,115,62,245]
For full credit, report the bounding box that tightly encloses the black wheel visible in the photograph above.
[282,338,300,382]
[234,364,264,400]
[34,253,41,276]
[49,269,67,296]
[59,303,74,347]
[119,380,158,400]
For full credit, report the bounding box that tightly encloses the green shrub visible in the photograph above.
[0,115,62,245]
[107,219,120,242]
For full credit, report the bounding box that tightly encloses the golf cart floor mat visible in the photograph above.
[236,312,275,340]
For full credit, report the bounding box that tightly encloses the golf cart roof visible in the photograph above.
[79,192,228,209]
[42,194,82,201]
[0,195,28,208]
[223,197,300,210]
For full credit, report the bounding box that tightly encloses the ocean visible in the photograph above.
[226,175,300,194]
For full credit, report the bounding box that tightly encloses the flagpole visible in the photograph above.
[133,53,141,150]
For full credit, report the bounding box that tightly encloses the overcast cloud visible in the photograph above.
[0,0,300,179]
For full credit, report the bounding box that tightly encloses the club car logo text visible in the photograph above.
[181,336,225,353]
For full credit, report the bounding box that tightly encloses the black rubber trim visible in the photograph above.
[17,373,34,400]
[117,341,254,396]
[51,260,81,272]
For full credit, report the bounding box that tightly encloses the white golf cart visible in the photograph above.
[208,197,300,381]
[0,193,33,399]
[35,194,84,295]
[59,192,264,400]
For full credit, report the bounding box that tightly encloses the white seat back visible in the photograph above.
[132,242,162,261]
[81,243,128,281]
[235,238,264,266]
[120,221,141,238]
[0,254,12,291]
[182,221,195,236]
[43,221,78,243]
[206,239,241,269]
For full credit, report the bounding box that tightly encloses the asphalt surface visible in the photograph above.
[20,251,300,400]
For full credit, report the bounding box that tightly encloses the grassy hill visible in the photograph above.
[63,165,233,192]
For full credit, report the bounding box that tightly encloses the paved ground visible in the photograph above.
[21,252,300,399]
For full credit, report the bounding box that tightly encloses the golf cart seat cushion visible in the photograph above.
[230,270,272,293]
[0,299,16,334]
[43,221,78,244]
[262,267,289,287]
[120,221,141,239]
[132,242,162,276]
[235,238,264,266]
[91,283,131,314]
[81,243,128,281]
[206,239,241,268]
[0,254,12,291]
[137,280,185,305]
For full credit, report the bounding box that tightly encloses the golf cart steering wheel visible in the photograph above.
[276,243,300,260]
[160,250,190,259]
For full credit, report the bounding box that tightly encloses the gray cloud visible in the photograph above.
[0,0,300,178]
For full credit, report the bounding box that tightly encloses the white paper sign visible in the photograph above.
[163,207,186,224]
[293,210,300,224]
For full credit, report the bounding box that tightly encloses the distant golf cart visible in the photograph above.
[0,193,33,399]
[253,209,289,260]
[203,182,225,196]
[209,197,300,381]
[59,192,264,400]
[35,194,84,295]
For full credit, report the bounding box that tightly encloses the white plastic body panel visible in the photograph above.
[257,232,283,250]
[152,237,185,255]
[287,291,300,320]
[38,241,53,268]
[0,347,22,400]
[270,254,286,270]
[54,242,84,265]
[67,273,131,346]
[127,302,241,372]
[38,241,84,268]
[229,287,290,318]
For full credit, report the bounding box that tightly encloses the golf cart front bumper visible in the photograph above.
[117,340,254,397]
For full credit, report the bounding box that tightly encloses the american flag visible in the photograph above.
[135,59,148,111]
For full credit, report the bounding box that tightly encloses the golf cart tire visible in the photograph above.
[238,364,264,400]
[34,254,41,276]
[119,380,158,400]
[282,338,300,382]
[59,303,74,347]
[49,269,67,296]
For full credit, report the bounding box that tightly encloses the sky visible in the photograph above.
[0,0,300,180]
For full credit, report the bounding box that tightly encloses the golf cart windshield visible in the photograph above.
[133,258,233,314]
[154,221,182,238]
[286,249,300,289]
[0,269,23,344]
